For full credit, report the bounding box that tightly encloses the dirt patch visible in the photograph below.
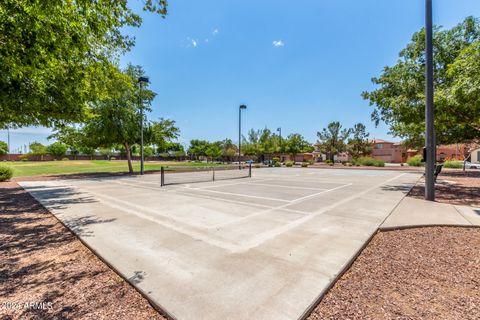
[409,169,480,207]
[0,181,166,320]
[307,227,480,320]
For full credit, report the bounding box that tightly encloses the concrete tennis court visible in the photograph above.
[20,167,420,320]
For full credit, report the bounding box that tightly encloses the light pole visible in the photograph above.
[425,0,435,201]
[138,76,149,175]
[277,127,282,152]
[7,127,10,161]
[238,105,247,168]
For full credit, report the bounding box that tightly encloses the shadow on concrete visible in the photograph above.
[129,271,147,285]
[380,183,413,194]
[63,215,116,237]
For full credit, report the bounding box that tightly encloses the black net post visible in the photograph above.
[160,166,165,186]
[249,163,252,177]
[212,166,215,181]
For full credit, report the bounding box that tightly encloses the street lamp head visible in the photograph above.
[138,76,150,84]
[239,104,247,110]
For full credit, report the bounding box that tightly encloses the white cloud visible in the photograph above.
[184,37,199,48]
[272,40,285,47]
[212,28,219,35]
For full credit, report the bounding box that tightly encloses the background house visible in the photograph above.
[371,139,406,163]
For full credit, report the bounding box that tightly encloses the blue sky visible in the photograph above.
[3,0,480,152]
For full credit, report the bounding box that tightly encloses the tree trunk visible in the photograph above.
[124,142,133,174]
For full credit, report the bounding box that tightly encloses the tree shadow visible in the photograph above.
[380,183,413,194]
[63,215,116,237]
[128,271,147,285]
[0,184,119,320]
[25,185,97,211]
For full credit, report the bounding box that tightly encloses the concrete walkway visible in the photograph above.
[381,197,480,229]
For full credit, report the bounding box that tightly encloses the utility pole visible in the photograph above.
[425,0,435,201]
[238,105,247,169]
[7,128,10,161]
[138,76,149,175]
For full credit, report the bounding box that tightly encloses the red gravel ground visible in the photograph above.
[0,181,166,320]
[308,227,480,320]
[409,169,480,207]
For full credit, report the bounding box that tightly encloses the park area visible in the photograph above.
[1,160,222,178]
[1,164,479,319]
[2,1,480,319]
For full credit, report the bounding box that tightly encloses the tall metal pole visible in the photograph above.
[425,0,435,201]
[140,97,144,175]
[277,127,282,151]
[238,105,247,169]
[138,76,149,175]
[7,128,10,161]
[238,107,242,169]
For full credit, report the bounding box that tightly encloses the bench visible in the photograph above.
[433,163,443,183]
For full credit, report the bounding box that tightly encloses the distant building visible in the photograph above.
[371,139,406,163]
[468,147,480,163]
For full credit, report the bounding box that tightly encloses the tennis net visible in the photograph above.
[160,164,252,186]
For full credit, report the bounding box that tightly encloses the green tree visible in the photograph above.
[217,139,237,162]
[144,146,154,158]
[0,141,8,155]
[79,146,97,159]
[317,122,351,161]
[188,140,210,159]
[0,1,167,128]
[148,118,181,152]
[47,142,68,158]
[347,123,372,159]
[284,134,313,161]
[362,17,480,146]
[446,41,480,141]
[51,64,156,173]
[29,142,48,160]
[205,145,222,162]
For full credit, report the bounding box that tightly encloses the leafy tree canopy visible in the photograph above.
[29,142,47,155]
[0,0,167,128]
[317,121,351,161]
[0,141,8,155]
[47,142,68,157]
[347,123,372,159]
[284,133,314,158]
[362,16,480,146]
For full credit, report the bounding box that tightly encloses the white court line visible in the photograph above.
[184,186,291,203]
[85,190,243,252]
[105,178,288,211]
[208,183,352,229]
[235,173,409,252]
[189,178,271,190]
[246,182,328,191]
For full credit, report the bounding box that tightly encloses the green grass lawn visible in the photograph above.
[1,160,222,177]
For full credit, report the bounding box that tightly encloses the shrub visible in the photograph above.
[255,163,261,168]
[308,159,314,165]
[352,157,385,167]
[272,157,280,163]
[47,142,68,157]
[301,162,308,167]
[61,157,69,161]
[443,160,463,169]
[325,159,333,165]
[285,161,294,167]
[407,155,423,167]
[0,166,13,181]
[274,162,282,167]
[18,154,30,161]
[111,157,116,160]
